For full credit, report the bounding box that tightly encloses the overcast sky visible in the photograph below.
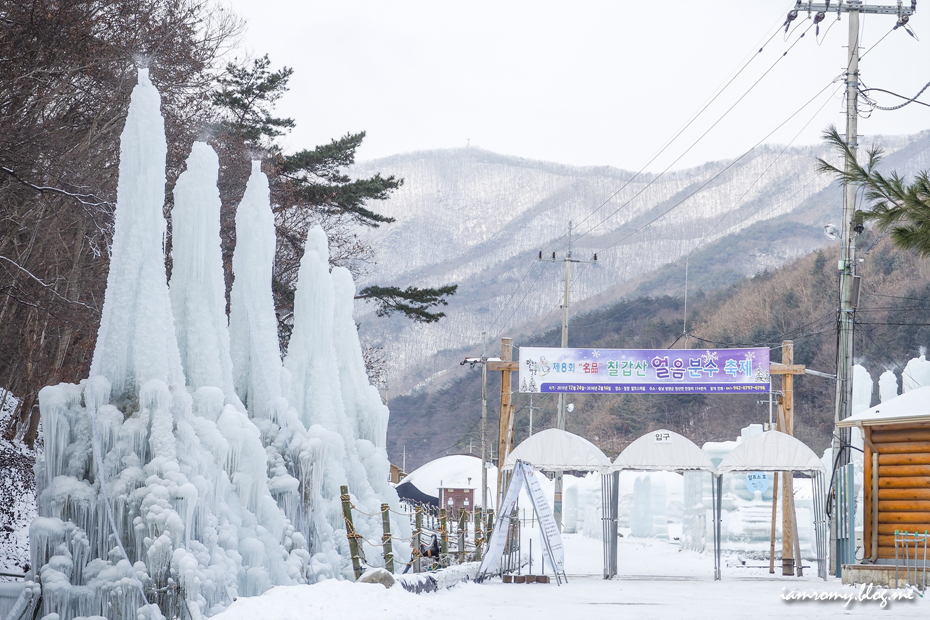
[223,0,928,171]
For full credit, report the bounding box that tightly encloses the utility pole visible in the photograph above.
[462,348,494,511]
[528,394,539,437]
[481,356,488,510]
[539,221,597,530]
[797,0,916,572]
[496,338,514,507]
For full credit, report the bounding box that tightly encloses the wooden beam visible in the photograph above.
[770,362,806,375]
[488,360,519,372]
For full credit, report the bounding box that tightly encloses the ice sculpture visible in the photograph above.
[902,353,930,392]
[879,369,899,403]
[31,69,403,620]
[168,142,239,406]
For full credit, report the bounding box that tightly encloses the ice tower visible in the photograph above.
[30,70,404,620]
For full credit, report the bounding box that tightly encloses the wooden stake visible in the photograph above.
[458,508,467,564]
[440,508,448,560]
[381,503,394,573]
[475,507,483,561]
[414,506,423,573]
[340,485,364,580]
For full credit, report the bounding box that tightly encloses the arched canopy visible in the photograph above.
[608,428,714,473]
[502,428,610,472]
[716,430,826,474]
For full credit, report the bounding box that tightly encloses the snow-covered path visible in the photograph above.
[213,535,928,619]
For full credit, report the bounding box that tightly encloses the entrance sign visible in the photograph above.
[476,461,567,584]
[519,347,770,394]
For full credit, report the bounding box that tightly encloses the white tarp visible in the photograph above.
[501,428,610,472]
[836,384,930,427]
[715,430,826,474]
[609,428,715,473]
[476,461,566,583]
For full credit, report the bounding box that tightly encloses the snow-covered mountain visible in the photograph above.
[352,132,930,393]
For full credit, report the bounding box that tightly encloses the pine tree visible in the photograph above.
[818,124,930,256]
[209,56,457,348]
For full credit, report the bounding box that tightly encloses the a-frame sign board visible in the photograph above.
[475,460,568,585]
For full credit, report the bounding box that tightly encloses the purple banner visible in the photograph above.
[518,347,770,394]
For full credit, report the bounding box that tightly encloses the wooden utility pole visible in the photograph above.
[780,341,795,576]
[780,340,806,576]
[497,338,515,505]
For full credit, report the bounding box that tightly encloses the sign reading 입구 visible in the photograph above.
[518,347,770,394]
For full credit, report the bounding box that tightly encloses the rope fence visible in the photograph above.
[340,484,494,578]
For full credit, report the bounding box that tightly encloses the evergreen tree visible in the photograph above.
[209,56,457,349]
[818,124,930,256]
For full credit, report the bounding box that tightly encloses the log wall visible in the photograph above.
[864,423,930,560]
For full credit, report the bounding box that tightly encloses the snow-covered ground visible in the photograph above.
[212,534,928,619]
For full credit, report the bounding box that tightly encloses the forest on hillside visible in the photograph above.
[389,235,930,471]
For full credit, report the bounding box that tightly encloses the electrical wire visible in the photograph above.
[595,74,837,256]
[535,10,792,257]
[860,81,930,111]
[570,21,818,250]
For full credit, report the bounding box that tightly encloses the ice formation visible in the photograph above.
[902,353,930,392]
[31,70,403,620]
[879,369,899,403]
[88,69,184,401]
[168,142,239,407]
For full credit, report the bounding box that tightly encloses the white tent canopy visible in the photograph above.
[715,430,826,474]
[836,385,930,427]
[609,429,714,473]
[502,428,610,472]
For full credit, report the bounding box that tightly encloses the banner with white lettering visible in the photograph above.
[519,347,770,394]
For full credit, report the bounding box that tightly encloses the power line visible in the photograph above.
[595,74,839,256]
[571,21,818,250]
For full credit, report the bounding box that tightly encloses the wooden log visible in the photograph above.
[878,488,930,500]
[871,428,930,444]
[869,441,930,455]
[878,464,930,477]
[864,440,873,560]
[878,523,930,535]
[877,500,930,512]
[381,503,394,573]
[340,485,364,581]
[878,511,930,523]
[878,453,930,466]
[877,546,926,559]
[878,476,930,489]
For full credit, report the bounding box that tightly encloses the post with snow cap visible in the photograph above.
[341,485,364,580]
